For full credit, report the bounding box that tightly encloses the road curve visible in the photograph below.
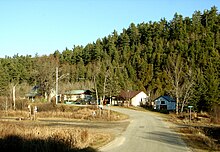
[100,107,191,152]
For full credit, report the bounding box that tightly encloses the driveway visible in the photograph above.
[100,107,191,152]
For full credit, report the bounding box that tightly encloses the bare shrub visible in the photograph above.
[15,99,29,110]
[35,103,58,112]
[0,96,12,111]
[179,127,219,151]
[198,111,210,118]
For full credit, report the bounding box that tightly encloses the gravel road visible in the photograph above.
[100,107,191,152]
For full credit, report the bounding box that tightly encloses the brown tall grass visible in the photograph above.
[0,121,108,152]
[179,127,220,151]
[0,102,127,151]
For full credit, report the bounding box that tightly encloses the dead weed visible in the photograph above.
[0,121,110,151]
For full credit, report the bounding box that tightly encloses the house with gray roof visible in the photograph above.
[154,95,176,111]
[63,90,92,104]
[25,85,42,101]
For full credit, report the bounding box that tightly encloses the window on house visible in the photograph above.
[161,101,165,104]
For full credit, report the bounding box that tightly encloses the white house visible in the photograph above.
[154,96,176,111]
[116,90,149,106]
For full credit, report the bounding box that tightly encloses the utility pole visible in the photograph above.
[56,67,58,105]
[94,76,99,107]
[12,83,18,110]
[13,85,16,110]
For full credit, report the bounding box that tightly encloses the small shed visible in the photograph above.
[154,96,176,111]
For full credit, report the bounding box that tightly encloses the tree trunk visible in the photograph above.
[181,102,185,113]
[176,97,179,115]
[94,76,99,107]
[13,86,16,110]
[48,92,53,103]
[102,73,108,105]
[5,97,8,116]
[55,66,58,104]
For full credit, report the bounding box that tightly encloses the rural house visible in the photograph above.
[63,90,92,104]
[115,90,149,106]
[154,96,176,111]
[25,85,42,101]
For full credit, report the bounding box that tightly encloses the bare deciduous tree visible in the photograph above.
[166,53,194,114]
[179,69,194,113]
[35,56,58,102]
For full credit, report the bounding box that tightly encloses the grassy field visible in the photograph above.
[0,121,104,152]
[0,103,128,152]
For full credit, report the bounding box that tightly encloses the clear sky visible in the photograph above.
[0,0,220,57]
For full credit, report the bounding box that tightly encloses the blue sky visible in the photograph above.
[0,0,220,57]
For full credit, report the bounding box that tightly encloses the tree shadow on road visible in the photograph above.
[140,131,188,151]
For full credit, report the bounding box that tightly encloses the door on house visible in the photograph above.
[160,105,167,110]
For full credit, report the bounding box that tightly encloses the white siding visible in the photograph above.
[131,91,148,106]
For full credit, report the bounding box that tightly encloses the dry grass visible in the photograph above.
[89,132,113,148]
[0,121,90,148]
[0,104,128,151]
[0,103,128,122]
[165,112,220,152]
[44,109,127,122]
[0,121,110,151]
[179,127,219,152]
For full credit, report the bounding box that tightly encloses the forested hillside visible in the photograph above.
[0,7,219,113]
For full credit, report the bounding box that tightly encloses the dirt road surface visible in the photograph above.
[100,107,191,152]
